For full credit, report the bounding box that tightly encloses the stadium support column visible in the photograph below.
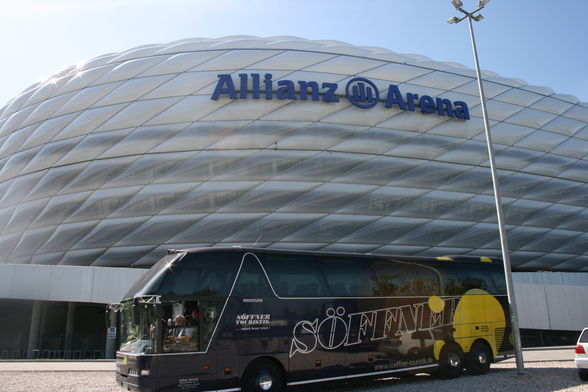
[27,301,42,359]
[105,308,118,359]
[64,302,76,353]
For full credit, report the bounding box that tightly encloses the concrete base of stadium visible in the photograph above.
[0,263,587,360]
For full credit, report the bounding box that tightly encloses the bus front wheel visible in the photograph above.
[437,343,464,379]
[243,359,285,392]
[465,341,492,375]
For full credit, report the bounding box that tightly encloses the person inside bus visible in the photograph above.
[173,314,193,340]
[187,305,200,326]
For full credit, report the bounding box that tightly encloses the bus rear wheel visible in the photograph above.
[437,343,464,379]
[243,359,285,392]
[466,341,492,375]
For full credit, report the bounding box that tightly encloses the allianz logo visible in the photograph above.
[211,73,470,120]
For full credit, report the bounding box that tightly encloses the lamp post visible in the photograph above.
[448,0,525,375]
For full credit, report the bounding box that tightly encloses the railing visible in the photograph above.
[0,349,105,360]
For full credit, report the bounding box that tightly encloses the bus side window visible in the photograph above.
[370,261,441,297]
[321,258,366,297]
[262,255,330,297]
[461,266,497,294]
[441,265,497,295]
[233,256,273,297]
[490,269,507,294]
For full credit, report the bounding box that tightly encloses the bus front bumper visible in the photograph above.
[116,371,156,392]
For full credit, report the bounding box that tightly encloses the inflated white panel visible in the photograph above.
[470,99,523,122]
[514,130,569,152]
[92,57,166,85]
[552,137,588,159]
[321,103,394,127]
[453,79,511,98]
[195,50,282,71]
[53,82,124,116]
[21,92,75,128]
[55,64,119,96]
[248,51,334,70]
[304,56,385,75]
[0,36,586,274]
[409,71,471,90]
[485,122,536,145]
[201,98,291,122]
[361,63,431,83]
[141,72,220,99]
[56,104,126,140]
[494,88,543,107]
[96,97,181,131]
[140,51,227,76]
[563,104,588,122]
[94,75,174,106]
[262,100,347,122]
[506,107,558,129]
[530,96,574,115]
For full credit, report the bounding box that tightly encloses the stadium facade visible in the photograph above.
[0,36,587,358]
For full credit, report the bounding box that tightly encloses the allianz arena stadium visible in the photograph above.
[0,36,587,357]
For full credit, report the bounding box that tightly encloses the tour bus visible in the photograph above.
[112,247,513,392]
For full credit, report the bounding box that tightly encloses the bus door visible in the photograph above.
[232,254,289,382]
[157,300,218,392]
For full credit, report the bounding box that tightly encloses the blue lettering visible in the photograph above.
[384,85,407,110]
[406,92,419,111]
[419,95,436,114]
[252,73,260,99]
[239,73,248,99]
[436,98,454,117]
[322,83,339,102]
[211,74,468,121]
[264,73,273,99]
[299,81,320,101]
[453,101,470,120]
[211,74,237,100]
[277,80,296,100]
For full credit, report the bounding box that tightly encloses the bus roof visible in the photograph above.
[166,246,502,265]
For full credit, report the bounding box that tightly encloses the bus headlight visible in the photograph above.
[140,370,151,376]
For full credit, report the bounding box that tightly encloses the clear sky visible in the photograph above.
[1,0,587,108]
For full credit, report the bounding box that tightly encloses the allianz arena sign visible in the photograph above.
[211,73,470,120]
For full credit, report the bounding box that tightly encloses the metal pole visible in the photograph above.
[466,14,525,375]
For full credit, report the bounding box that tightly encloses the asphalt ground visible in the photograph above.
[0,347,584,392]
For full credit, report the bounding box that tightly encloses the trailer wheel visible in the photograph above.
[437,342,463,379]
[466,340,492,375]
[242,359,285,392]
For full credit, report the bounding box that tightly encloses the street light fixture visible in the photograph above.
[447,0,525,375]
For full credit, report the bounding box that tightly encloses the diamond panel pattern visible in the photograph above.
[0,36,587,271]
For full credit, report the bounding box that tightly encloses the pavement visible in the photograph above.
[502,346,575,363]
[0,360,115,371]
[0,347,576,372]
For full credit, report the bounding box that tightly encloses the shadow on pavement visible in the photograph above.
[298,366,585,392]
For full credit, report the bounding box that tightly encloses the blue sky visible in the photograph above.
[1,0,587,107]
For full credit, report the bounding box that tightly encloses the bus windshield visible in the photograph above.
[118,251,241,355]
[119,300,158,354]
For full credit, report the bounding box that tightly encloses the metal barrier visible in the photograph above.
[0,348,104,360]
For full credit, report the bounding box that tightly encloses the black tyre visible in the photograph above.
[437,342,464,379]
[579,370,588,382]
[242,359,285,392]
[466,341,492,375]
